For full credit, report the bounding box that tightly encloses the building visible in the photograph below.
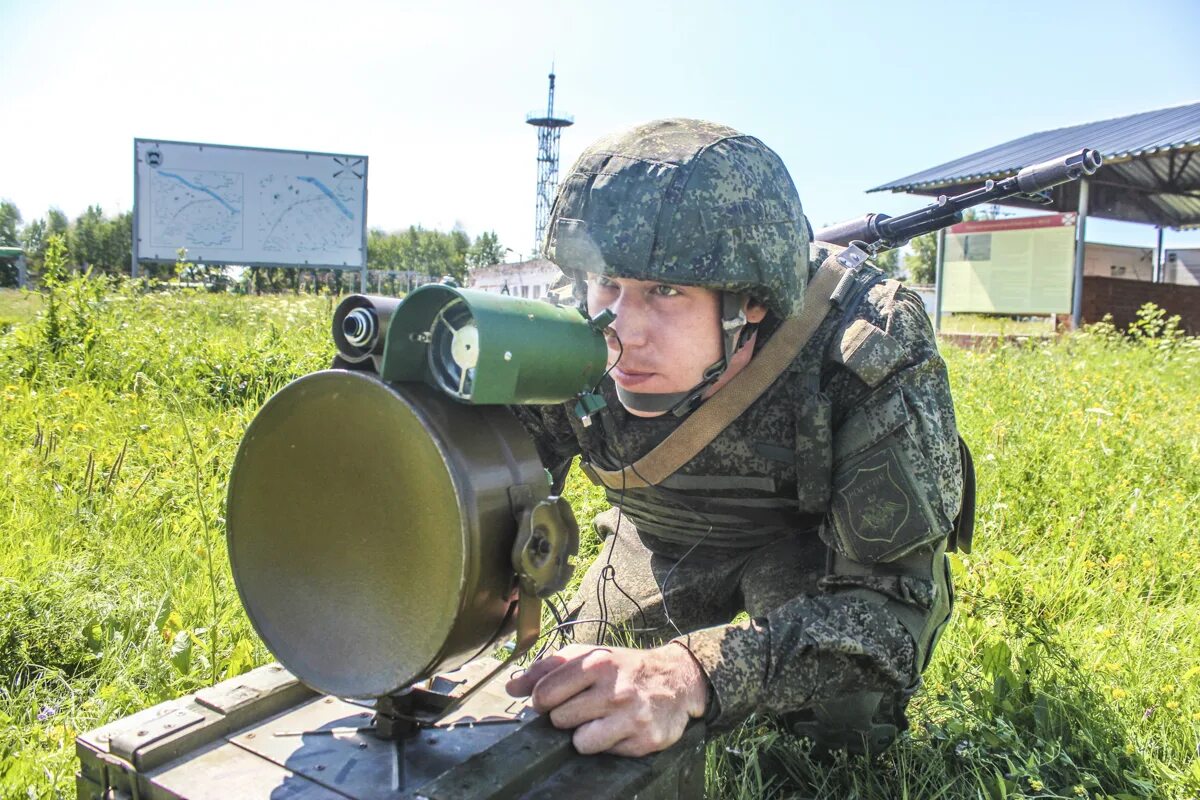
[467,259,563,300]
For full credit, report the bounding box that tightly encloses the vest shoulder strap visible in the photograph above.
[584,251,852,490]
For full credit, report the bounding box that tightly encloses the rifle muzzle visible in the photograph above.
[1016,149,1103,194]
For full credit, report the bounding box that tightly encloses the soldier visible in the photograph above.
[504,119,967,759]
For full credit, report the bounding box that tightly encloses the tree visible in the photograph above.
[466,231,505,268]
[904,233,937,285]
[17,208,68,282]
[0,200,21,246]
[872,247,899,277]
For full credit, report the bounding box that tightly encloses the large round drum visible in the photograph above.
[226,370,548,698]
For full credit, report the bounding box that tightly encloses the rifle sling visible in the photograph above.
[585,256,848,490]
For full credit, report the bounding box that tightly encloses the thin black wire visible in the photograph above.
[590,325,624,393]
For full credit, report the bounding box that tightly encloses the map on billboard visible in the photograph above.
[135,140,367,268]
[941,213,1077,315]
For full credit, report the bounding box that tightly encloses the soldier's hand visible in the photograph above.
[504,643,708,757]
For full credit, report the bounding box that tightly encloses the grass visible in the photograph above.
[0,289,41,332]
[939,313,1056,337]
[1,275,1197,799]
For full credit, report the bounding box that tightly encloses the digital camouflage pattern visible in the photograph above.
[543,118,810,318]
[511,244,963,742]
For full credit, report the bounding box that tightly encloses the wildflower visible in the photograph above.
[1109,553,1127,567]
[72,422,87,432]
[1029,778,1044,791]
[1193,712,1200,721]
[1124,742,1136,756]
[37,705,57,722]
[1141,559,1154,570]
[1160,683,1176,695]
[1111,687,1127,700]
[1073,786,1087,797]
[1166,701,1179,710]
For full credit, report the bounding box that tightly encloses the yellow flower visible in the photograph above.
[1124,742,1136,756]
[1160,684,1175,695]
[1192,712,1200,721]
[1166,701,1179,710]
[1111,687,1127,700]
[1029,778,1044,791]
[3,384,19,392]
[1109,553,1127,567]
[71,423,87,432]
[1073,786,1087,797]
[1141,558,1154,570]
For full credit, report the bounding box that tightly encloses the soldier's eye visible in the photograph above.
[593,275,617,290]
[650,284,681,297]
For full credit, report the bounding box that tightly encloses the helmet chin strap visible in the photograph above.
[615,292,751,418]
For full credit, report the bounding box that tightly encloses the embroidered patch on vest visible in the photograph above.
[835,446,912,545]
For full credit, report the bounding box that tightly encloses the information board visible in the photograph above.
[941,213,1076,314]
[134,139,367,268]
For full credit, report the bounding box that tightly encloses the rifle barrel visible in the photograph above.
[814,148,1102,249]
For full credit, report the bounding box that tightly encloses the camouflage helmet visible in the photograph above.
[543,118,809,318]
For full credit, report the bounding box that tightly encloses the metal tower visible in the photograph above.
[526,71,573,256]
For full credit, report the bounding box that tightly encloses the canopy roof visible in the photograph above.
[871,102,1200,230]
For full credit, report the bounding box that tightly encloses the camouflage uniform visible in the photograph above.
[511,119,963,752]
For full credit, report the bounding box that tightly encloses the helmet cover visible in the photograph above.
[543,118,809,318]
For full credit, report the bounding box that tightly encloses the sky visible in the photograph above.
[2,0,1199,260]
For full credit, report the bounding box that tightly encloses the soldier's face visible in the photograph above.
[587,274,756,417]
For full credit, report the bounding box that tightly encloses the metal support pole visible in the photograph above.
[1070,179,1090,330]
[132,140,140,280]
[17,255,27,290]
[933,227,947,334]
[1154,226,1164,283]
[361,264,368,293]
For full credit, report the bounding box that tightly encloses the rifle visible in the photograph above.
[814,148,1102,251]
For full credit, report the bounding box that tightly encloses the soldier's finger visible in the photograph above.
[571,717,628,755]
[607,735,661,758]
[504,654,568,697]
[505,644,599,697]
[529,648,612,712]
[546,686,608,730]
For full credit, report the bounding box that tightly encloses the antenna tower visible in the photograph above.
[526,71,574,256]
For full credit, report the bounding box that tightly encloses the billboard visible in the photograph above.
[941,213,1076,314]
[134,139,368,269]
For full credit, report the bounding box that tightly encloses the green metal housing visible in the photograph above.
[381,285,607,405]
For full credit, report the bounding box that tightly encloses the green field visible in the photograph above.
[0,289,41,331]
[940,313,1057,336]
[1,276,1198,799]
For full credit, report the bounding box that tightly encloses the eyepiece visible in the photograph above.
[342,308,377,348]
[332,294,403,363]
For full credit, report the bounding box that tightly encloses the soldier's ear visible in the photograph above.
[744,297,768,324]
